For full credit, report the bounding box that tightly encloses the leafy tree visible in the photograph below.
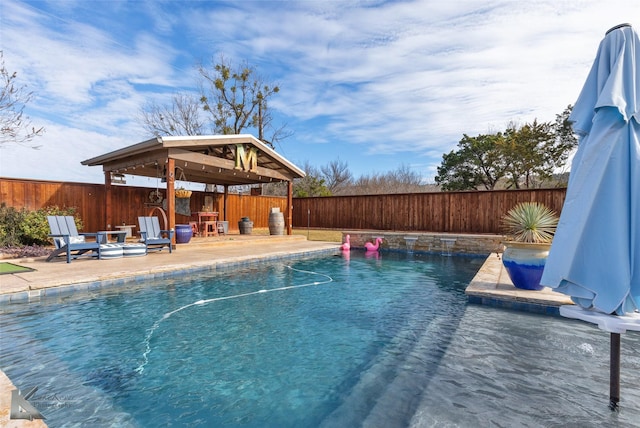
[435,133,507,191]
[548,104,578,183]
[500,120,551,189]
[293,161,331,197]
[0,51,44,148]
[435,107,578,191]
[554,105,577,150]
[500,116,577,189]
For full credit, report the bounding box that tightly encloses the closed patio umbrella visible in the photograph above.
[541,23,639,315]
[540,23,640,410]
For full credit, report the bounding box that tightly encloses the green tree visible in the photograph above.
[435,107,578,191]
[500,116,577,189]
[554,105,577,150]
[435,133,507,191]
[293,162,332,197]
[500,120,550,189]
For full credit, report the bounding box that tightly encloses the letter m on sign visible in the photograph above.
[234,144,259,173]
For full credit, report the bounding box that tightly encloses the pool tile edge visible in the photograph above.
[0,247,341,306]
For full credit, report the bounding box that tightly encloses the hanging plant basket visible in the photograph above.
[175,189,192,198]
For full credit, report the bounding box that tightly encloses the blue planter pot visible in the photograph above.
[502,242,550,291]
[175,224,193,244]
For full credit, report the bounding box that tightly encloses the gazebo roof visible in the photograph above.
[82,134,305,186]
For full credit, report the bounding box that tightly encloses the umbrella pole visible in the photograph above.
[609,332,621,411]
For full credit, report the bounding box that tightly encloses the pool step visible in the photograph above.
[320,313,460,427]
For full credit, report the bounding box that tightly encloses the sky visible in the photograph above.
[0,0,636,188]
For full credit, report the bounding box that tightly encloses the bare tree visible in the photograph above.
[0,51,44,148]
[140,92,205,137]
[138,56,289,146]
[343,164,432,195]
[320,158,352,193]
[254,96,293,148]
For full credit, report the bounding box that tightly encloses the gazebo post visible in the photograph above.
[166,158,176,244]
[286,181,293,235]
[223,184,229,222]
[104,170,113,230]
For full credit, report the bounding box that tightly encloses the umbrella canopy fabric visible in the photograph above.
[540,24,640,316]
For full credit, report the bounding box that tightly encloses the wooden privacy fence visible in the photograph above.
[1,178,566,235]
[0,178,287,234]
[292,188,567,234]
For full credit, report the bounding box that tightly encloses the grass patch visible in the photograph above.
[292,229,343,242]
[239,228,343,242]
[0,262,35,275]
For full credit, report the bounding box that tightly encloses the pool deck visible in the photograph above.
[0,234,572,427]
[464,252,573,315]
[0,234,339,303]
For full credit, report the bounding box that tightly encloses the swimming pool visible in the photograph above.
[1,252,638,427]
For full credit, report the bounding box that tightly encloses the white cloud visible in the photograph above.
[1,0,637,182]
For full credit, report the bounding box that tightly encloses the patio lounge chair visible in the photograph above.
[138,216,174,253]
[46,215,101,263]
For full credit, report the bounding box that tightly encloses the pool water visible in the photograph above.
[1,252,639,427]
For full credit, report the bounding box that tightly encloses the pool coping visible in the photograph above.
[465,252,573,315]
[0,247,341,305]
[0,235,339,304]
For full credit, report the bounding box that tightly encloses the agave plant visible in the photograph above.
[502,202,559,244]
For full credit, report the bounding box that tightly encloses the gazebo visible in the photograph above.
[82,134,305,238]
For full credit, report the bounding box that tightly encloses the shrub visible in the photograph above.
[20,206,82,245]
[0,204,83,246]
[0,204,25,247]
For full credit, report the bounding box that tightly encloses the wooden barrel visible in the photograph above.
[238,219,253,235]
[268,211,285,235]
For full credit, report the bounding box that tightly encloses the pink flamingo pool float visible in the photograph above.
[365,237,383,251]
[340,234,351,251]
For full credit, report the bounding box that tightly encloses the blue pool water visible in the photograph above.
[1,252,639,427]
